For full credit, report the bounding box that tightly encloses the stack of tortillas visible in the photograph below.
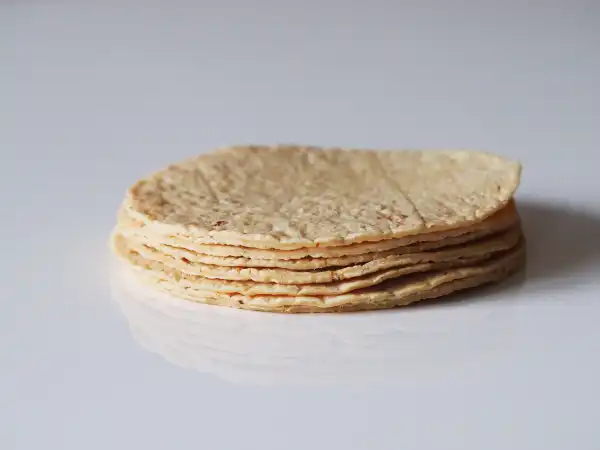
[111,145,525,313]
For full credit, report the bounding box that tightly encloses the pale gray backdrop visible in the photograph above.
[1,1,600,450]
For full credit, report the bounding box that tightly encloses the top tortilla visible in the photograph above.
[124,145,521,249]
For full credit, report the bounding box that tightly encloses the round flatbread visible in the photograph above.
[123,145,521,249]
[118,242,526,313]
[119,226,521,284]
[113,229,523,296]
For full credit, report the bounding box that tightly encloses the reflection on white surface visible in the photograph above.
[110,263,525,386]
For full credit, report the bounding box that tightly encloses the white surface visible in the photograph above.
[2,1,600,449]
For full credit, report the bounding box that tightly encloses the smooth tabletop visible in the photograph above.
[2,2,600,449]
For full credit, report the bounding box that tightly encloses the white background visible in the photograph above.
[2,1,600,449]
